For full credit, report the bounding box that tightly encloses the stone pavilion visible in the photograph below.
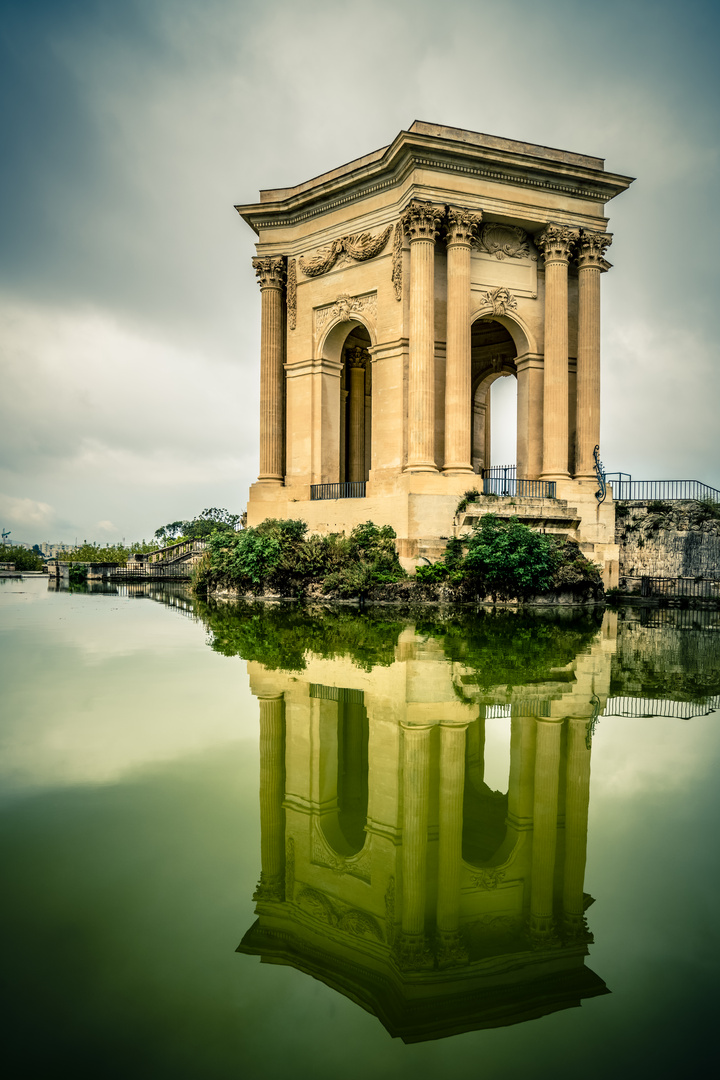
[236,122,633,583]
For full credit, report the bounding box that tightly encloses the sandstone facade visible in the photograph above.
[236,123,633,582]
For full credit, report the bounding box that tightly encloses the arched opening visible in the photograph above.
[336,697,369,853]
[340,326,372,483]
[471,319,518,474]
[462,711,509,866]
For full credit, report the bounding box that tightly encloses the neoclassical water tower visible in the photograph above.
[236,122,633,582]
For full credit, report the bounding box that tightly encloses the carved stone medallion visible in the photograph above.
[315,292,377,333]
[478,286,518,316]
[477,222,533,260]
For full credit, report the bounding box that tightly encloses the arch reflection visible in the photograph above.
[239,613,617,1042]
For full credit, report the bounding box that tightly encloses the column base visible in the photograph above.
[562,913,593,942]
[257,476,284,484]
[403,463,439,474]
[252,873,285,903]
[540,472,571,482]
[435,929,469,968]
[442,465,475,476]
[527,914,561,950]
[393,932,434,971]
[572,471,595,481]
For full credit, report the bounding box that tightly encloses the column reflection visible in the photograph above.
[239,616,615,1042]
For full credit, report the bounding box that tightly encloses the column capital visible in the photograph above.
[252,255,286,289]
[576,230,613,271]
[402,200,444,243]
[446,206,482,246]
[535,223,580,264]
[346,346,369,369]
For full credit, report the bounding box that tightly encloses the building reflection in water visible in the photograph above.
[238,615,617,1042]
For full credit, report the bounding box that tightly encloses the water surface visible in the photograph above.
[1,578,718,1078]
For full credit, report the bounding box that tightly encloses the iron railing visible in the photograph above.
[640,576,720,600]
[606,476,720,502]
[603,695,720,720]
[482,477,557,499]
[480,465,555,499]
[310,482,367,500]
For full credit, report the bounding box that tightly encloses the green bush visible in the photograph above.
[455,489,481,516]
[415,516,602,600]
[0,545,43,571]
[463,514,558,597]
[196,519,406,599]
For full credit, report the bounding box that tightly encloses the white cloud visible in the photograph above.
[0,493,57,530]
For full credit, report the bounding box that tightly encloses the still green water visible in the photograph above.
[1,577,719,1078]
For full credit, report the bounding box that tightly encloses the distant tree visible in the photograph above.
[0,544,43,571]
[153,508,243,544]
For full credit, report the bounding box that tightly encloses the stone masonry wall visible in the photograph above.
[616,501,720,583]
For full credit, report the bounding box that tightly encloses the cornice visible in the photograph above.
[236,127,634,235]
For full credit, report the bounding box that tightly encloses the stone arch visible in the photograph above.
[462,713,511,868]
[471,319,519,473]
[317,694,370,860]
[320,322,373,484]
[469,304,537,358]
[317,312,377,362]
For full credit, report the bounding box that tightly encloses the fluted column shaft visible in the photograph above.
[536,226,578,481]
[253,256,286,483]
[444,208,480,473]
[347,349,367,483]
[575,232,612,479]
[529,717,563,936]
[403,202,443,472]
[256,694,286,901]
[563,717,592,928]
[436,723,468,949]
[400,723,432,937]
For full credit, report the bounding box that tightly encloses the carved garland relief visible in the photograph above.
[286,258,297,330]
[299,224,392,278]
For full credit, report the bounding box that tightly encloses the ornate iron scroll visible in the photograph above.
[594,445,607,504]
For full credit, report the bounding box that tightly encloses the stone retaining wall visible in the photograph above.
[616,501,720,582]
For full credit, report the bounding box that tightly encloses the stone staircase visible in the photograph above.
[456,495,581,539]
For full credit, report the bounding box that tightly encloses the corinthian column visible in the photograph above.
[562,717,592,937]
[253,694,286,902]
[402,201,444,472]
[444,207,481,474]
[574,231,612,479]
[395,722,433,969]
[529,717,563,943]
[436,722,469,966]
[347,347,368,483]
[535,225,579,481]
[252,256,286,483]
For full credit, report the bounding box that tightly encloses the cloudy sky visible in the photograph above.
[1,0,718,544]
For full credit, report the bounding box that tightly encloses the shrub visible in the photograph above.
[646,500,671,514]
[0,545,43,571]
[463,514,558,597]
[196,519,406,599]
[455,489,481,516]
[615,504,630,518]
